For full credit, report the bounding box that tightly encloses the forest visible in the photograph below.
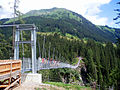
[0,4,120,90]
[0,30,120,89]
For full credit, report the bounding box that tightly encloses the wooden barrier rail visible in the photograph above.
[0,60,21,90]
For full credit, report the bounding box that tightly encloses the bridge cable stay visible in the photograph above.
[38,40,41,58]
[56,51,58,61]
[33,34,82,70]
[0,24,83,72]
[48,42,51,59]
[42,36,45,58]
[47,42,51,69]
[0,24,82,73]
[52,48,55,60]
[37,39,41,71]
[45,48,46,59]
[59,53,61,61]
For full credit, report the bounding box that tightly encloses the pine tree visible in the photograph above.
[86,49,97,82]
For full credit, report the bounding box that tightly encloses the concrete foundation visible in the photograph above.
[21,73,42,84]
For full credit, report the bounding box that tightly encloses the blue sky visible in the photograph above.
[0,0,120,28]
[99,0,120,27]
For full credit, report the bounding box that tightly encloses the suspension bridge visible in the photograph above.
[0,24,83,73]
[0,1,84,89]
[22,57,82,72]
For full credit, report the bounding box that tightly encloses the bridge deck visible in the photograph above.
[22,57,83,72]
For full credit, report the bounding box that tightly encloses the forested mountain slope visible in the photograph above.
[2,7,120,42]
[0,8,120,89]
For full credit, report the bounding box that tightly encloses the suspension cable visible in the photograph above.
[48,42,51,59]
[38,39,41,58]
[42,36,45,58]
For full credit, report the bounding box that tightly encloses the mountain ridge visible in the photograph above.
[1,7,120,42]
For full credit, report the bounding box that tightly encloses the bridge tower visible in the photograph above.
[14,24,37,73]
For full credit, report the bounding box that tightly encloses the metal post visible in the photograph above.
[14,30,17,60]
[1,24,37,73]
[17,28,20,60]
[31,30,35,73]
[31,25,37,73]
[28,58,31,69]
[14,25,19,60]
[34,27,37,73]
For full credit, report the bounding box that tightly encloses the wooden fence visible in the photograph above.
[0,60,21,90]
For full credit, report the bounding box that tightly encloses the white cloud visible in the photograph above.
[0,0,112,26]
[85,15,108,25]
[0,0,14,18]
[108,21,120,28]
[19,0,112,26]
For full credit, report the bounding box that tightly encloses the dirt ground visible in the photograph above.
[12,82,66,90]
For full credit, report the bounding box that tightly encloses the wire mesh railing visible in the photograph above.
[21,57,82,73]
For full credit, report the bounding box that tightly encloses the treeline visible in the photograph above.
[37,33,120,89]
[23,15,116,42]
[0,32,120,89]
[6,10,119,43]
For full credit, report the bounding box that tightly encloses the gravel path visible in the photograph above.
[13,82,65,90]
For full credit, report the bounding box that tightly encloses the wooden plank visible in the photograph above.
[0,60,21,65]
[12,67,21,70]
[0,60,21,89]
[19,72,21,85]
[0,60,21,75]
[0,70,21,81]
[10,61,12,83]
[0,68,11,73]
[4,77,21,90]
[0,61,21,66]
[0,67,20,73]
[0,73,10,81]
[0,85,9,88]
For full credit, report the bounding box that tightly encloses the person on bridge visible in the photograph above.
[38,57,42,68]
[50,58,53,66]
[42,58,44,63]
[47,58,50,67]
[38,57,42,63]
[48,58,50,64]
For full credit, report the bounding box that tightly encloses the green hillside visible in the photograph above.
[2,7,120,42]
[0,8,120,89]
[24,8,120,42]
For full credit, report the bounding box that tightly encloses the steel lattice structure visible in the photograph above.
[0,24,37,73]
[0,24,83,74]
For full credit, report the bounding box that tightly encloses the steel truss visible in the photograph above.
[0,24,37,73]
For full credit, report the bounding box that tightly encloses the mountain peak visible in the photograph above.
[3,8,120,42]
[26,7,67,16]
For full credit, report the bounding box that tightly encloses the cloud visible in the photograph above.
[85,15,108,25]
[0,0,14,19]
[18,0,112,25]
[0,0,112,26]
[81,0,112,25]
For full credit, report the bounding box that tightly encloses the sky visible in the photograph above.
[0,0,120,28]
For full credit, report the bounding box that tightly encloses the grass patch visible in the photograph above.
[35,86,58,90]
[65,33,79,40]
[72,57,79,65]
[44,82,91,90]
